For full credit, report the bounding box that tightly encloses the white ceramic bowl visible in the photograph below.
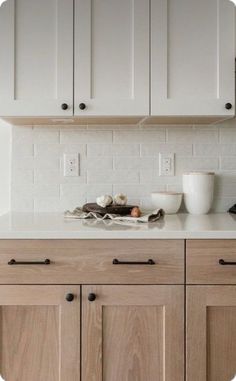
[151,191,183,214]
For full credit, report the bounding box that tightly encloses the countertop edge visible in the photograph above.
[0,231,235,239]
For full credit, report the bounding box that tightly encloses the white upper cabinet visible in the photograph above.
[0,0,235,122]
[151,0,235,118]
[0,0,74,117]
[74,0,150,116]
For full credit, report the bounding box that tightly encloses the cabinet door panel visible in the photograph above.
[0,285,80,381]
[151,0,235,117]
[75,0,149,116]
[0,0,73,116]
[187,286,236,381]
[82,285,184,381]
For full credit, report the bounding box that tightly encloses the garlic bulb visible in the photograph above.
[114,193,128,206]
[96,195,113,208]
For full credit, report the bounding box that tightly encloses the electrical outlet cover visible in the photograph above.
[159,153,175,176]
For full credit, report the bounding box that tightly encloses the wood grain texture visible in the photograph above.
[142,115,232,125]
[0,306,59,381]
[207,307,236,381]
[82,203,137,216]
[82,285,184,381]
[2,116,144,125]
[0,240,184,284]
[2,115,231,126]
[103,306,163,381]
[187,286,236,381]
[0,285,80,381]
[187,240,236,284]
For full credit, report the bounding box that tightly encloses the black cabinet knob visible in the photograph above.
[79,103,86,110]
[61,103,69,110]
[225,103,233,110]
[66,293,74,302]
[88,293,96,302]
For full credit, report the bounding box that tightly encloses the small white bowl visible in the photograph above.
[151,191,183,214]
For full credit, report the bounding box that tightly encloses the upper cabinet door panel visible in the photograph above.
[0,0,73,117]
[151,0,235,117]
[74,0,149,116]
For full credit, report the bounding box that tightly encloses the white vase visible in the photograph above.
[183,172,215,215]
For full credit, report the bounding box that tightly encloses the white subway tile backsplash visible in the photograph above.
[87,170,139,184]
[11,168,34,186]
[12,155,35,170]
[141,143,192,156]
[34,197,62,213]
[12,126,33,144]
[113,184,165,198]
[84,157,113,170]
[140,170,181,185]
[212,197,236,213]
[176,156,219,173]
[167,127,219,143]
[11,197,34,213]
[13,142,34,157]
[34,143,63,156]
[87,144,140,157]
[60,184,88,198]
[34,156,60,170]
[60,130,113,144]
[114,157,157,170]
[220,127,236,143]
[194,144,236,157]
[220,157,236,171]
[33,127,60,144]
[11,122,236,213]
[114,130,166,143]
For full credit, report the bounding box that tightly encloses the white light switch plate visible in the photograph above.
[159,153,175,176]
[64,154,80,177]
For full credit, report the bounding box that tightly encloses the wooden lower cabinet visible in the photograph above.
[82,285,184,381]
[6,239,236,381]
[0,285,80,381]
[187,286,236,381]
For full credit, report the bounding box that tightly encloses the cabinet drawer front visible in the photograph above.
[187,240,236,284]
[0,240,184,284]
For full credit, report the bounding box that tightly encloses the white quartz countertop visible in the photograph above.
[0,212,235,239]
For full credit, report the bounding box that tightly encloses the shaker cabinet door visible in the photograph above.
[82,285,184,381]
[0,285,80,381]
[187,286,236,381]
[151,0,235,118]
[74,0,149,117]
[0,0,73,117]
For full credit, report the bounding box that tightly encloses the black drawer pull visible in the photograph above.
[8,259,51,265]
[219,259,236,266]
[113,258,155,265]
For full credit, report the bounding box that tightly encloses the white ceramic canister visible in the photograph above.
[183,172,215,215]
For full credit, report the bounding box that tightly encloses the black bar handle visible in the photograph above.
[8,259,51,266]
[113,258,155,265]
[219,259,236,266]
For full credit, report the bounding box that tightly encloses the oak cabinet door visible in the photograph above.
[0,0,73,117]
[82,285,184,381]
[151,0,235,118]
[0,285,80,381]
[187,286,236,381]
[74,0,149,116]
